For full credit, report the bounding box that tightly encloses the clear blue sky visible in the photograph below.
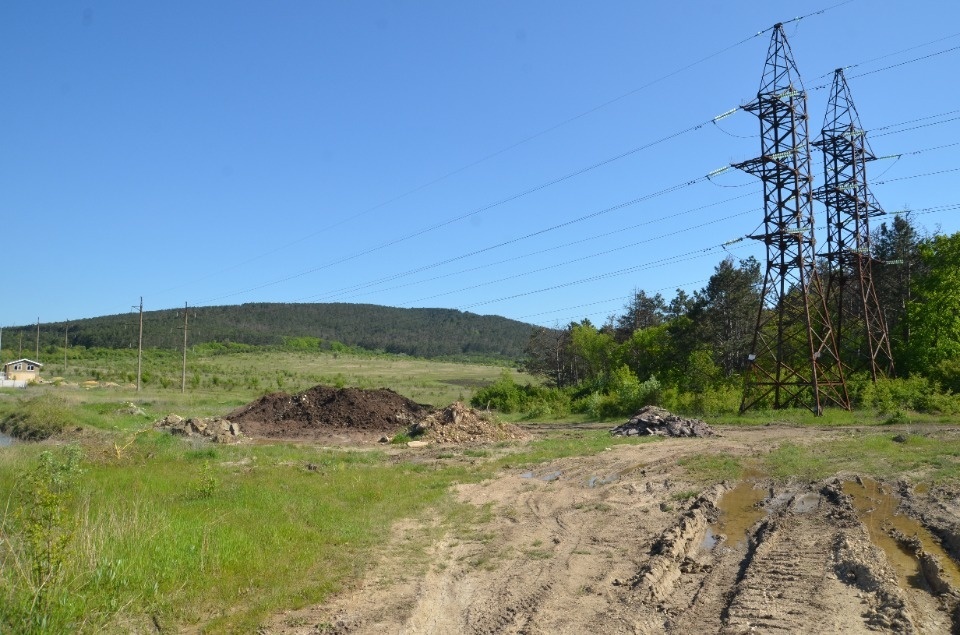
[2,1,957,330]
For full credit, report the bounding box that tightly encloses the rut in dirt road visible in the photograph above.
[263,432,960,635]
[633,480,950,634]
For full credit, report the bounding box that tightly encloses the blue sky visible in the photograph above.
[2,1,958,330]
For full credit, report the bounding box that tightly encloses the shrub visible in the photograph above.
[2,445,86,633]
[470,371,570,418]
[0,395,73,441]
[855,376,960,415]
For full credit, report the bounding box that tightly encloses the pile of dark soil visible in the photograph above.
[227,385,431,439]
[610,405,716,438]
[410,401,527,444]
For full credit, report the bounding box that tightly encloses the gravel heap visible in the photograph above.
[609,405,716,438]
[410,402,526,444]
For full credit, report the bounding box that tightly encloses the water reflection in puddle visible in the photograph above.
[0,432,13,447]
[707,478,768,549]
[843,478,960,591]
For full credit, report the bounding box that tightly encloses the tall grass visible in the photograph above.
[0,435,478,633]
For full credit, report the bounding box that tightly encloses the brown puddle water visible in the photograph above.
[704,477,768,549]
[843,478,960,591]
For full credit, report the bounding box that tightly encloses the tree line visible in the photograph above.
[481,214,960,417]
[1,303,534,362]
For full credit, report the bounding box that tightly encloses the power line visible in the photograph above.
[458,241,742,311]
[815,30,960,78]
[157,8,843,300]
[323,199,761,304]
[875,166,960,185]
[198,113,736,305]
[399,207,758,307]
[298,185,758,303]
[158,5,859,305]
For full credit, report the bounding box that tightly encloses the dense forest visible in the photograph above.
[2,303,534,360]
[474,215,960,417]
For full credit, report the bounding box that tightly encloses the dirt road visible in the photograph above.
[265,426,960,634]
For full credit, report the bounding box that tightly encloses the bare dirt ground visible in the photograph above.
[262,425,960,634]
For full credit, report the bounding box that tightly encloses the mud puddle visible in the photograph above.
[705,475,767,549]
[844,478,960,592]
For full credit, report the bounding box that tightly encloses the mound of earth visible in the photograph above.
[610,405,716,438]
[226,385,431,439]
[409,402,526,444]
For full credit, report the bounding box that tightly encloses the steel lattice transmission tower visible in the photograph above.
[813,68,894,381]
[735,24,850,414]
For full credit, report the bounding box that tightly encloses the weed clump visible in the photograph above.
[1,445,86,633]
[0,394,74,441]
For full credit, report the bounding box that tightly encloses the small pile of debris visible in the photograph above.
[609,405,716,438]
[409,402,526,444]
[155,414,244,444]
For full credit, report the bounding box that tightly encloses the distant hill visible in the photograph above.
[9,303,535,360]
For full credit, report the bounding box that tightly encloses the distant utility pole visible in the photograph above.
[136,298,144,392]
[64,322,69,373]
[35,318,40,363]
[181,302,188,393]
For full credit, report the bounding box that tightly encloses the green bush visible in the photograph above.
[853,375,960,415]
[571,371,662,419]
[2,446,86,633]
[470,371,570,418]
[661,382,742,416]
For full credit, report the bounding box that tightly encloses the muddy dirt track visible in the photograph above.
[264,425,960,634]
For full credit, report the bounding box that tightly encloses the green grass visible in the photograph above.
[678,454,744,482]
[6,346,960,633]
[1,435,480,633]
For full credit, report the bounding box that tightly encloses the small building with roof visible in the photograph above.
[2,359,43,383]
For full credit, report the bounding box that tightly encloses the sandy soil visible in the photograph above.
[262,425,960,635]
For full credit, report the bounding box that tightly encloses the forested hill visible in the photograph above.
[13,304,536,360]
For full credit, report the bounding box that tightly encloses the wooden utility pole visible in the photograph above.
[136,298,144,392]
[64,323,69,372]
[181,302,188,393]
[35,318,40,363]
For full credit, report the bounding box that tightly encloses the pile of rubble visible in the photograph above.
[155,414,244,444]
[409,402,526,444]
[609,405,716,438]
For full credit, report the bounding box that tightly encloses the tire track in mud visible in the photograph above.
[627,481,932,634]
[262,430,960,635]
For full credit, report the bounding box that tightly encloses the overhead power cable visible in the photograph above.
[199,111,744,306]
[815,30,960,78]
[398,206,758,306]
[160,3,851,302]
[809,43,960,91]
[456,238,748,311]
[297,185,758,303]
[517,278,709,322]
[323,200,761,304]
[874,166,960,185]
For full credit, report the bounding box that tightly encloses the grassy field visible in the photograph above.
[3,346,960,633]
